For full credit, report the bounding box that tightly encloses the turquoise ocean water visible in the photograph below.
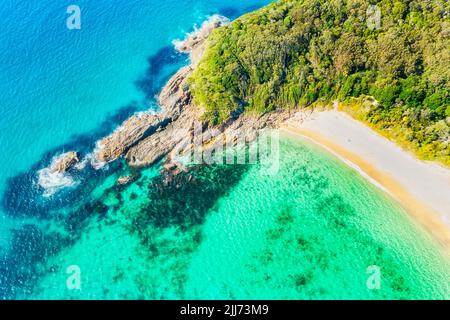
[0,1,449,299]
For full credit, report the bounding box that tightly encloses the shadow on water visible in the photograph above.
[0,7,268,297]
[2,45,188,220]
[0,42,192,299]
[1,104,138,220]
[218,7,240,19]
[135,46,187,100]
[0,116,130,298]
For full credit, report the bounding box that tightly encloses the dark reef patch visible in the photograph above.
[106,163,251,298]
[0,224,74,299]
[1,104,138,220]
[0,33,199,299]
[0,104,142,299]
[132,163,249,233]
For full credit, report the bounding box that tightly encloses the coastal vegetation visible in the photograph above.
[189,0,450,164]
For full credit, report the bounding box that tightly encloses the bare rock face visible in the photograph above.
[158,66,192,113]
[93,16,222,166]
[94,66,193,165]
[50,152,79,173]
[92,16,294,171]
[94,113,162,163]
[126,102,200,167]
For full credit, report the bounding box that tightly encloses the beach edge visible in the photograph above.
[281,111,450,252]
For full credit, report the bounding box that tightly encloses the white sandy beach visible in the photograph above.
[282,109,450,250]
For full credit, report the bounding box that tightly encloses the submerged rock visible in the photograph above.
[117,174,139,186]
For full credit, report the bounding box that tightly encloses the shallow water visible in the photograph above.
[0,1,449,300]
[0,0,271,298]
[0,0,272,246]
[6,135,446,300]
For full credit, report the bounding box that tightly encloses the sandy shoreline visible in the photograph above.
[282,110,450,251]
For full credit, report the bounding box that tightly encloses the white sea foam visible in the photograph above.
[88,110,159,170]
[172,14,230,52]
[73,156,89,170]
[37,155,78,197]
[88,148,108,170]
[171,39,184,52]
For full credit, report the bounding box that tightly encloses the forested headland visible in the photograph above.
[189,0,449,164]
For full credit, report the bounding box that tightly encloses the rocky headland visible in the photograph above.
[92,15,293,171]
[39,15,295,189]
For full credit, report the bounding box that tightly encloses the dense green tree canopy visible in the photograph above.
[190,0,449,164]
